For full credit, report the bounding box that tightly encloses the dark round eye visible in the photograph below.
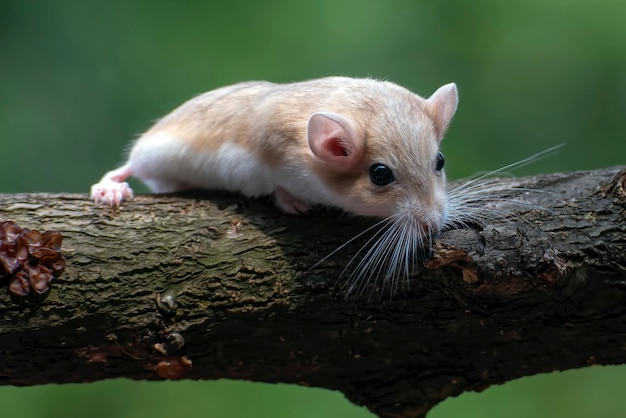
[435,151,445,171]
[369,163,395,186]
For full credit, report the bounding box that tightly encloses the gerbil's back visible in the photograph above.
[137,77,427,166]
[148,77,421,131]
[146,81,275,138]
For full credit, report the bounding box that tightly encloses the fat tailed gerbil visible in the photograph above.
[91,77,458,241]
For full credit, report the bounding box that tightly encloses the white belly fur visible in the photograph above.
[129,132,276,196]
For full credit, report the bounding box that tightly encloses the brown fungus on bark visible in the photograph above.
[0,221,65,298]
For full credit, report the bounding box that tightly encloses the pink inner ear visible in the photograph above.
[307,112,363,171]
[327,137,349,157]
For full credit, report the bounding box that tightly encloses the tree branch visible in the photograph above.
[0,167,624,418]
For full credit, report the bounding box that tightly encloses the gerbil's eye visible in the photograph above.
[435,151,445,171]
[369,163,395,186]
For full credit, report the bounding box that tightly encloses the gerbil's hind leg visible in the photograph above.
[274,186,310,214]
[90,164,134,206]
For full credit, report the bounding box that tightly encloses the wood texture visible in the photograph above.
[0,166,625,418]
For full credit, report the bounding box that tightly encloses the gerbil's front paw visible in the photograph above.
[274,187,310,214]
[90,180,134,206]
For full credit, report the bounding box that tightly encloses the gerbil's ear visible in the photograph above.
[307,112,363,171]
[426,83,458,139]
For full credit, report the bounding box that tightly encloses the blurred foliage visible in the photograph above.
[1,0,625,417]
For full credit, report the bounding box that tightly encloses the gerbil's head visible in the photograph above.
[307,82,458,237]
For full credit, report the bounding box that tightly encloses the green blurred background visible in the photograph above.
[2,0,625,417]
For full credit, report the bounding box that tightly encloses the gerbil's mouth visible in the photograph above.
[416,221,441,238]
[392,210,443,239]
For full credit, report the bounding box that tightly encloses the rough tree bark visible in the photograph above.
[0,166,624,418]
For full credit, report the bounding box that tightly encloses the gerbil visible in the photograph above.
[91,77,458,240]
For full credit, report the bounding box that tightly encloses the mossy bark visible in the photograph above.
[0,167,625,418]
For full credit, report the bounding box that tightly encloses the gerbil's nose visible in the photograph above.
[398,198,446,236]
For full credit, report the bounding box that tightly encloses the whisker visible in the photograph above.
[448,143,565,195]
[345,222,402,297]
[307,217,391,272]
[338,220,398,292]
[344,215,433,300]
[445,145,565,232]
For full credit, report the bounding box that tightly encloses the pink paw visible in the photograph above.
[90,180,134,206]
[274,187,310,214]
